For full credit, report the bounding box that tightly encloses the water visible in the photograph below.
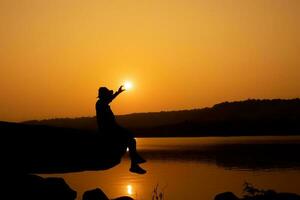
[41,136,300,200]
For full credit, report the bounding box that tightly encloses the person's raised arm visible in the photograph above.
[110,85,125,101]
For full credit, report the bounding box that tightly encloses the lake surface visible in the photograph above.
[41,136,300,200]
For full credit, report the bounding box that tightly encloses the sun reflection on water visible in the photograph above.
[127,184,133,195]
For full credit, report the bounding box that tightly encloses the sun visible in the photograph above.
[124,81,133,90]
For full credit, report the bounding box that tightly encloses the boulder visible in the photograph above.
[18,174,77,200]
[215,190,300,200]
[113,197,134,200]
[82,188,135,200]
[274,192,300,200]
[82,188,109,200]
[215,192,240,200]
[0,121,127,174]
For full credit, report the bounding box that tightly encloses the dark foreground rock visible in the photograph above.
[216,191,300,200]
[215,192,239,200]
[0,121,127,173]
[83,188,109,200]
[82,188,134,200]
[113,197,134,200]
[0,122,134,199]
[9,174,77,200]
[215,183,300,200]
[7,175,134,200]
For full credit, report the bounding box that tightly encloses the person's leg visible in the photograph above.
[129,148,147,174]
[119,127,146,174]
[127,137,146,164]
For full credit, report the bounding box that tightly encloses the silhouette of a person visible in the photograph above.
[96,85,146,174]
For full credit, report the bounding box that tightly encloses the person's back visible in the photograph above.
[96,99,116,131]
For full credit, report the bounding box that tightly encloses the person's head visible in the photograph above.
[98,87,113,100]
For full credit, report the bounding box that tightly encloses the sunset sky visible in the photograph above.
[1,0,299,121]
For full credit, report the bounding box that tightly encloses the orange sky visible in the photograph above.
[0,0,299,122]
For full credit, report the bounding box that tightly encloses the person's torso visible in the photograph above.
[96,100,116,130]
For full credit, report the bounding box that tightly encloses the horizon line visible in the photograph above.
[19,97,300,123]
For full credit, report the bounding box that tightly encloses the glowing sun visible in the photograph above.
[124,81,133,90]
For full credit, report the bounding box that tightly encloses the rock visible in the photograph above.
[82,188,109,200]
[0,121,127,174]
[276,193,300,200]
[215,190,300,200]
[22,174,77,200]
[82,188,135,200]
[113,196,134,200]
[215,192,240,200]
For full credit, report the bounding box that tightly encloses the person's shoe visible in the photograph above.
[130,165,147,174]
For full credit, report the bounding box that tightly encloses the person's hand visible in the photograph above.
[118,85,125,93]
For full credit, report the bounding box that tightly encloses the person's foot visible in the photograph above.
[130,165,147,174]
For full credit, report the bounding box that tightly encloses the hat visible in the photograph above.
[97,87,110,98]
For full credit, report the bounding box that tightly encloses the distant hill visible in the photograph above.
[24,99,300,137]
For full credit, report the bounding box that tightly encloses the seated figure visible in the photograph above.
[96,85,146,174]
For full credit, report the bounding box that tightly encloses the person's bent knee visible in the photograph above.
[128,137,136,147]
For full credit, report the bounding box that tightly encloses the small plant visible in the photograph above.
[243,182,276,200]
[243,182,263,197]
[152,184,166,200]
